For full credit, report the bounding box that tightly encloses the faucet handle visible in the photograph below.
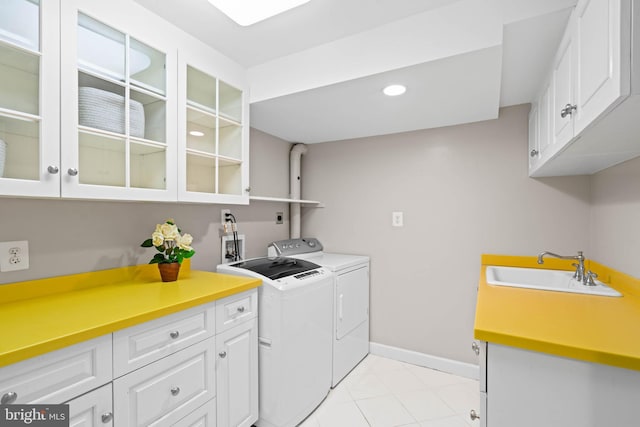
[571,263,584,281]
[584,271,598,287]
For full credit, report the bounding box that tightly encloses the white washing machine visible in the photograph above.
[217,257,333,427]
[268,238,370,387]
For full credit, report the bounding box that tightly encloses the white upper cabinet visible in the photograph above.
[530,0,640,177]
[0,0,60,197]
[573,0,628,134]
[178,42,250,204]
[1,0,249,203]
[60,0,178,201]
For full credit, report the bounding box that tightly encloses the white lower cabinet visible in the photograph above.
[483,343,640,427]
[68,384,114,427]
[215,318,258,427]
[114,337,215,426]
[0,290,258,427]
[0,335,112,405]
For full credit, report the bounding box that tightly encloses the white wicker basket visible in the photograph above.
[79,87,145,138]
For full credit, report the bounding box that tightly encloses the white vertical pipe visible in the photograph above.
[290,144,308,238]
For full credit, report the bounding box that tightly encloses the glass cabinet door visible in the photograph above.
[60,2,177,201]
[0,0,60,197]
[180,63,248,204]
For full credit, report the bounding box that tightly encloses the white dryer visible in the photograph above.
[268,238,370,387]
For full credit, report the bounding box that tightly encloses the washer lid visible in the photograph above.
[230,257,321,280]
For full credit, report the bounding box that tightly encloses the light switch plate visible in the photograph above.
[392,212,404,227]
[0,240,29,272]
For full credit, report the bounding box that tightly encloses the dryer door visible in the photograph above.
[336,265,369,340]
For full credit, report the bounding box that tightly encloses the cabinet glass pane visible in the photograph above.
[78,14,125,81]
[219,80,242,122]
[78,132,125,187]
[0,0,39,51]
[218,119,241,159]
[130,38,165,95]
[0,115,39,180]
[186,108,216,153]
[218,160,241,195]
[78,73,126,135]
[186,154,216,193]
[130,89,165,142]
[0,43,39,115]
[187,66,216,112]
[131,142,165,189]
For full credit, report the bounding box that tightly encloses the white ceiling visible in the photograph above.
[134,0,577,143]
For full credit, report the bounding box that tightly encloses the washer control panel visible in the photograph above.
[268,238,323,257]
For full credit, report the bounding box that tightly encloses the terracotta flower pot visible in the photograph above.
[158,262,181,282]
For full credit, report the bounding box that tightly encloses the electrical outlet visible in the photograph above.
[0,240,29,272]
[276,212,284,224]
[221,209,231,225]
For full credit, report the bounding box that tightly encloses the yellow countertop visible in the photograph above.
[475,255,640,371]
[0,263,261,368]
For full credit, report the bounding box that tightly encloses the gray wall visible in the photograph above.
[0,128,291,284]
[300,104,592,364]
[590,155,640,278]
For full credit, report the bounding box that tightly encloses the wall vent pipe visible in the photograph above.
[290,143,307,239]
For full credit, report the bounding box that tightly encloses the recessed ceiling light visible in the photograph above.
[208,0,311,26]
[189,131,205,137]
[383,84,407,96]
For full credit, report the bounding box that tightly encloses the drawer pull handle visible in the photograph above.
[237,306,245,313]
[470,409,480,421]
[170,331,180,339]
[219,351,227,358]
[170,386,180,396]
[101,412,113,423]
[1,392,17,404]
[471,341,480,356]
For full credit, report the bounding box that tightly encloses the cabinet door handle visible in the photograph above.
[530,149,539,158]
[560,103,577,118]
[170,386,180,396]
[101,412,113,423]
[237,306,245,313]
[67,168,78,176]
[219,351,227,358]
[471,341,480,356]
[1,392,17,404]
[170,330,180,339]
[47,165,59,174]
[470,409,480,421]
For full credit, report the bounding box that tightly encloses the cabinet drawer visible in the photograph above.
[113,337,215,427]
[174,399,216,427]
[113,303,215,377]
[67,383,113,427]
[0,335,112,405]
[215,289,257,334]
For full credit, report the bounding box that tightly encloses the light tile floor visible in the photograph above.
[298,354,481,427]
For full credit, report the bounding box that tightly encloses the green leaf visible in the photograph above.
[152,253,165,263]
[141,238,154,247]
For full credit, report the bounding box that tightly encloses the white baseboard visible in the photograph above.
[369,342,479,380]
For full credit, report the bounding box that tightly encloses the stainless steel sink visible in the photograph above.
[485,266,621,297]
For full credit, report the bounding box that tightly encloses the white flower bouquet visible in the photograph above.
[141,219,195,264]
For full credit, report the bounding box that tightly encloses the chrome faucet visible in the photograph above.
[537,251,598,286]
